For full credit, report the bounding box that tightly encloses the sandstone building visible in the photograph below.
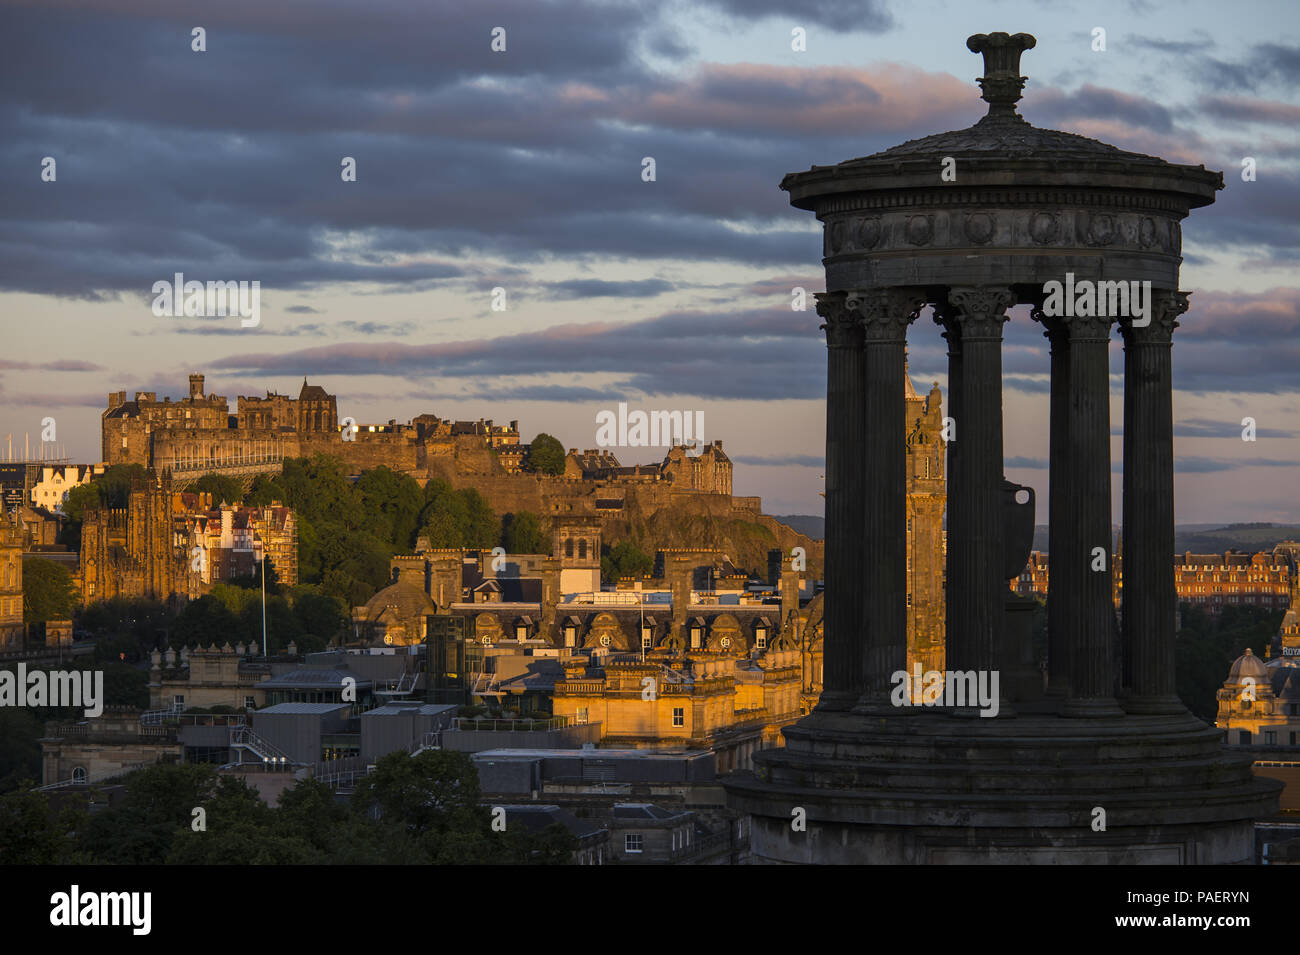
[0,507,23,648]
[78,471,298,605]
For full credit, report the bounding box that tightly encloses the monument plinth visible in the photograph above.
[723,32,1280,864]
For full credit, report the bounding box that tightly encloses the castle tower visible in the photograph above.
[905,357,946,675]
[189,374,205,399]
[553,516,601,593]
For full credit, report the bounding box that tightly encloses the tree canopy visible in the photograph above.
[22,557,76,622]
[525,433,566,475]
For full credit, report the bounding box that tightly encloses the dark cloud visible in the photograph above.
[286,305,322,314]
[1172,418,1296,440]
[1030,84,1176,134]
[1128,35,1215,56]
[701,0,893,31]
[1005,456,1048,469]
[1174,456,1300,474]
[540,279,676,299]
[0,359,102,371]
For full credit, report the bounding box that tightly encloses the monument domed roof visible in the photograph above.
[781,31,1222,211]
[843,113,1165,166]
[1228,648,1267,684]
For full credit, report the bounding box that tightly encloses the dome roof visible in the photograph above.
[781,31,1222,212]
[362,566,436,621]
[842,111,1166,167]
[1228,648,1268,684]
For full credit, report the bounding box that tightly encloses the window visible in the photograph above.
[71,766,87,785]
[578,539,587,560]
[1239,730,1252,745]
[673,707,684,727]
[516,624,528,641]
[564,625,577,647]
[690,627,702,649]
[642,632,652,650]
[575,707,588,725]
[173,695,185,706]
[244,697,255,710]
[625,834,643,854]
[1265,731,1278,744]
[755,628,767,650]
[565,538,574,558]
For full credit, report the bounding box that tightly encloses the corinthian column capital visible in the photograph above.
[948,286,1015,339]
[1120,289,1189,344]
[815,291,863,349]
[845,287,927,342]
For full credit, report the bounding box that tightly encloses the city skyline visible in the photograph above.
[2,0,1297,522]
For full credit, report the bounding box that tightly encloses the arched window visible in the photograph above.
[565,538,574,559]
[71,766,87,785]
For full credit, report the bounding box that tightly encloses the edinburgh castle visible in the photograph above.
[100,373,826,582]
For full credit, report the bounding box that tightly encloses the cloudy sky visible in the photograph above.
[1,0,1297,522]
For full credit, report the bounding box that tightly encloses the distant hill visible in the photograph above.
[774,514,824,540]
[1029,523,1300,555]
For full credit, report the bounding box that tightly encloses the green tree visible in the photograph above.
[96,463,149,508]
[526,433,566,475]
[0,710,43,793]
[80,763,221,864]
[460,488,498,548]
[502,511,549,555]
[0,788,68,864]
[22,557,76,623]
[172,594,241,649]
[356,466,424,551]
[601,540,653,583]
[60,483,100,548]
[292,590,347,645]
[352,749,487,838]
[191,473,246,506]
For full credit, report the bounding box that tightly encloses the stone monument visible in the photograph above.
[723,31,1281,864]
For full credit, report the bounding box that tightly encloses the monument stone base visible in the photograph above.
[724,709,1280,864]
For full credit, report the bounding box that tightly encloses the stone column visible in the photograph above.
[813,292,864,711]
[851,288,925,712]
[938,287,1014,686]
[935,304,964,683]
[1120,291,1189,714]
[1062,314,1125,717]
[1033,310,1073,699]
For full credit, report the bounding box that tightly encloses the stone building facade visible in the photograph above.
[1015,546,1295,616]
[0,508,23,648]
[78,473,298,605]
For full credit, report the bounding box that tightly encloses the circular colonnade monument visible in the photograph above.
[723,31,1280,864]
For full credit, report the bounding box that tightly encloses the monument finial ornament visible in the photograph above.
[966,31,1036,122]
